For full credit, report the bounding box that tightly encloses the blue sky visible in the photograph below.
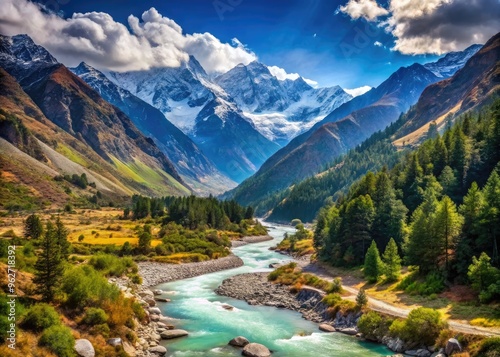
[7,0,497,89]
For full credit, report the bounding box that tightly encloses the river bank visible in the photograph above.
[215,272,360,332]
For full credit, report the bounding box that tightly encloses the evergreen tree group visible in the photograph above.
[314,99,500,290]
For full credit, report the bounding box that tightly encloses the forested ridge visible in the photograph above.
[268,113,409,222]
[313,99,500,299]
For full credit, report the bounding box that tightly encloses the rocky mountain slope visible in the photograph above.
[71,62,235,194]
[0,34,191,201]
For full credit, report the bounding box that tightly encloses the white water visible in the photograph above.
[155,224,392,356]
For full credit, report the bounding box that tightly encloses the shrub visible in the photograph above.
[21,303,60,332]
[326,278,343,294]
[61,265,120,309]
[357,311,391,341]
[389,307,448,347]
[89,254,136,277]
[38,325,75,357]
[356,289,368,308]
[89,323,110,338]
[477,337,500,357]
[130,274,142,284]
[322,293,342,307]
[83,308,108,326]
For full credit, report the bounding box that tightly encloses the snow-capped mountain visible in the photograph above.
[71,62,235,194]
[108,56,212,134]
[215,61,352,144]
[107,57,280,183]
[424,44,482,78]
[0,34,58,84]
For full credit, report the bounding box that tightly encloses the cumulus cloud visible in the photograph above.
[339,0,499,55]
[344,85,372,97]
[338,0,389,21]
[267,65,318,87]
[374,41,383,47]
[0,0,257,73]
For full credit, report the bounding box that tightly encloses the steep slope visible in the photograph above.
[394,33,500,147]
[0,34,190,197]
[216,61,352,145]
[423,44,482,78]
[226,45,483,207]
[71,62,235,194]
[109,57,279,183]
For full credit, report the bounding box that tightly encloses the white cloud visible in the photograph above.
[267,65,318,87]
[338,0,389,21]
[374,41,383,47]
[339,0,499,55]
[344,85,372,97]
[0,0,257,73]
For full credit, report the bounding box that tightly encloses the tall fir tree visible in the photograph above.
[435,196,463,274]
[364,240,384,283]
[33,222,64,302]
[479,170,500,265]
[382,238,402,282]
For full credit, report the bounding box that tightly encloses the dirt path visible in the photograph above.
[297,258,500,337]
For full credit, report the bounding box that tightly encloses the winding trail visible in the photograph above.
[297,258,500,337]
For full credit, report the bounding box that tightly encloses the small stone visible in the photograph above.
[107,338,122,347]
[155,298,171,302]
[228,336,250,347]
[222,304,234,310]
[153,289,164,295]
[160,329,189,339]
[242,343,271,357]
[338,327,357,335]
[318,324,336,332]
[74,339,95,357]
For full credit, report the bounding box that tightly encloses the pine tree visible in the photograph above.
[24,214,43,240]
[356,288,368,308]
[405,189,440,274]
[54,217,70,260]
[435,196,463,274]
[364,240,384,283]
[456,182,484,278]
[382,238,402,282]
[33,222,64,302]
[479,171,500,265]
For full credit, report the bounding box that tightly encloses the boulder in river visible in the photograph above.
[242,343,271,357]
[318,324,336,332]
[149,307,162,315]
[74,339,95,357]
[337,327,357,335]
[228,336,250,347]
[153,289,164,295]
[222,304,234,310]
[160,329,189,339]
[155,297,171,302]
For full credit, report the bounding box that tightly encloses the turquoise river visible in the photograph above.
[156,223,392,357]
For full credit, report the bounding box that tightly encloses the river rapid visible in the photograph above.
[155,223,392,357]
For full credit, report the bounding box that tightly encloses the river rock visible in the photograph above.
[242,343,271,357]
[74,339,95,357]
[431,348,446,357]
[383,337,405,353]
[319,324,336,332]
[405,349,431,357]
[445,338,462,355]
[148,345,167,355]
[229,336,250,347]
[149,307,162,315]
[160,329,189,339]
[156,297,171,302]
[338,327,357,335]
[222,304,234,310]
[153,289,164,295]
[107,338,122,346]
